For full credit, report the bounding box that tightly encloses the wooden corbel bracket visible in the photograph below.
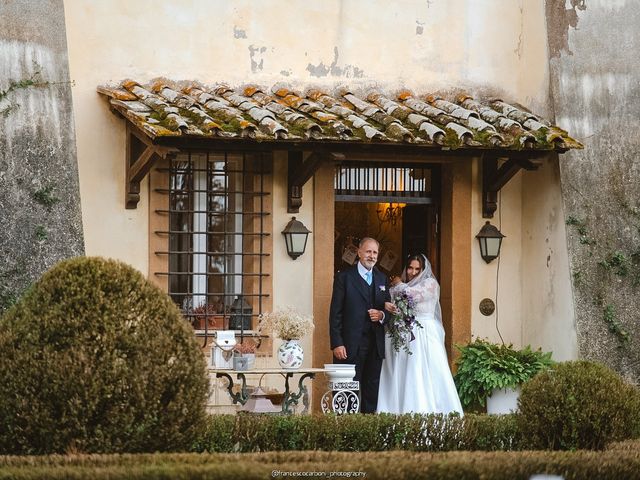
[482,154,541,218]
[125,124,178,209]
[287,151,345,213]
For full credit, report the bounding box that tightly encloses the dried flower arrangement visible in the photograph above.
[258,306,314,341]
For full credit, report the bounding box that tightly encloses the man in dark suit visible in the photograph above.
[329,237,391,413]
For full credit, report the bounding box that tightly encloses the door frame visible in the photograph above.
[311,159,472,411]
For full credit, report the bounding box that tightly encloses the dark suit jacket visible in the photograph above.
[329,265,390,360]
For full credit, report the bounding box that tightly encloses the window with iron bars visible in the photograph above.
[334,163,434,202]
[153,152,271,334]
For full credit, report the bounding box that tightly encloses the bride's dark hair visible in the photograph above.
[406,254,425,271]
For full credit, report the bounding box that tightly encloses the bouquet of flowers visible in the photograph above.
[387,291,421,354]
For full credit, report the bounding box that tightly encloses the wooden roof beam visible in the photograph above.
[482,154,541,218]
[287,151,344,213]
[126,123,178,209]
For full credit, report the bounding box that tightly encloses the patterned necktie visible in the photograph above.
[365,271,372,286]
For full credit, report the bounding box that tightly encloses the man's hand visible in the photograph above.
[333,346,347,360]
[368,309,384,322]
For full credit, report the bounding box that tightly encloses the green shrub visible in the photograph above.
[608,438,640,452]
[191,414,237,453]
[3,447,640,480]
[461,413,522,451]
[517,360,640,450]
[0,256,209,454]
[192,412,521,452]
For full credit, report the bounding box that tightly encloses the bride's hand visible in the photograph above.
[389,275,402,286]
[385,302,399,314]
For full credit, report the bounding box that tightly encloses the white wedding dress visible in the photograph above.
[377,270,463,415]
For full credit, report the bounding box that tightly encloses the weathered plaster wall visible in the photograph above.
[521,157,578,360]
[65,0,550,96]
[466,2,578,359]
[471,154,577,360]
[0,0,83,312]
[547,0,640,380]
[471,158,524,347]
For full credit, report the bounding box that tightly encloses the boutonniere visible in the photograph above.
[379,285,386,291]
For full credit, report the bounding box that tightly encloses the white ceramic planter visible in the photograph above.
[487,387,520,414]
[323,364,356,383]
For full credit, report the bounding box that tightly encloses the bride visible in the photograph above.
[377,254,463,415]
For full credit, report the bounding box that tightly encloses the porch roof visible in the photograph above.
[97,79,582,153]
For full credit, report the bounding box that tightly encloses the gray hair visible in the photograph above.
[359,237,380,249]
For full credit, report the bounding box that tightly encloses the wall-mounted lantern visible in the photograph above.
[476,221,505,264]
[281,217,311,260]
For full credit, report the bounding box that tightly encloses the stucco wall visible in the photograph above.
[469,154,577,359]
[547,0,640,380]
[62,0,576,365]
[65,0,550,95]
[0,0,84,312]
[272,153,315,367]
[521,156,578,360]
[471,159,524,347]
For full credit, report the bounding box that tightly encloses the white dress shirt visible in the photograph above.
[357,261,385,322]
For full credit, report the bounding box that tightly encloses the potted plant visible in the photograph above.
[188,303,223,330]
[233,339,257,371]
[258,306,314,369]
[454,338,554,413]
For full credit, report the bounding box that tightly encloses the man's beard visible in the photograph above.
[362,258,376,269]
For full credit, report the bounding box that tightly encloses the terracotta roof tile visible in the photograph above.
[98,80,582,151]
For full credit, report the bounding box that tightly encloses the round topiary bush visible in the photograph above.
[0,257,209,454]
[516,360,640,450]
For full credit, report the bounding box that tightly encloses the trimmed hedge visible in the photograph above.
[192,413,522,452]
[517,360,640,450]
[1,442,640,480]
[0,257,209,454]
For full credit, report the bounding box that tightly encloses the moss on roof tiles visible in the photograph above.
[200,106,256,135]
[177,107,220,133]
[443,129,463,149]
[532,127,554,149]
[148,111,182,131]
[385,122,414,142]
[473,129,506,147]
[387,106,411,122]
[349,126,372,141]
[99,80,582,149]
[218,120,242,134]
[370,111,399,128]
[282,121,312,139]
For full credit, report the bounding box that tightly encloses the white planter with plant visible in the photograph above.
[486,386,521,414]
[259,306,314,369]
[233,340,257,371]
[454,338,553,413]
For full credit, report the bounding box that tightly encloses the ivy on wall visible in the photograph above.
[0,67,50,117]
[0,68,63,315]
[0,263,26,314]
[566,205,640,347]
